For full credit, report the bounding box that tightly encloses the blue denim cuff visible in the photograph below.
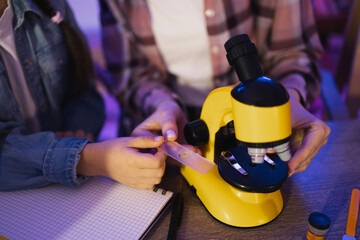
[43,137,90,186]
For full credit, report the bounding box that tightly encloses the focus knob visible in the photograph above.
[184,119,209,146]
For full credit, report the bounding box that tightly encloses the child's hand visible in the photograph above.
[77,136,167,189]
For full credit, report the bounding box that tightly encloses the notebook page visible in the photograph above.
[0,177,173,240]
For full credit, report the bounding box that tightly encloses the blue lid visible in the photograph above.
[308,212,331,230]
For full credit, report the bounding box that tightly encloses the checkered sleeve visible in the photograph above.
[255,0,324,106]
[99,0,180,124]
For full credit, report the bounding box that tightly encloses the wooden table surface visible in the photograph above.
[145,120,360,240]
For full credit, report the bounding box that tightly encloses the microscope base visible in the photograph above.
[181,164,284,227]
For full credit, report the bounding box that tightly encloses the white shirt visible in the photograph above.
[148,0,213,107]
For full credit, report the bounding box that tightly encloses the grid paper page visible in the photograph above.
[0,177,173,240]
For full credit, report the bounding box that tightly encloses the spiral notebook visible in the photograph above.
[0,177,173,240]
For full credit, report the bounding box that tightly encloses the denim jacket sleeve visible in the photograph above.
[0,121,90,191]
[0,0,105,192]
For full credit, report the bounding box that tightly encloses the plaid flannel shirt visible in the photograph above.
[100,0,323,124]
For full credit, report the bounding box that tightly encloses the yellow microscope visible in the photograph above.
[182,34,292,227]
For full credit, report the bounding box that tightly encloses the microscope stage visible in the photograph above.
[218,146,288,193]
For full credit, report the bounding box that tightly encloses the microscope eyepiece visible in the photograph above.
[224,34,258,65]
[224,34,263,82]
[224,34,250,51]
[225,34,289,107]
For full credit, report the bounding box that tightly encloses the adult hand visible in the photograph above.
[286,89,331,177]
[131,100,188,142]
[77,135,167,189]
[131,100,202,166]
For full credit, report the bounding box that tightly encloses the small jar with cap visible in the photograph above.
[306,212,331,240]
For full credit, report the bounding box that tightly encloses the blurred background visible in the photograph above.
[310,0,359,121]
[68,0,103,65]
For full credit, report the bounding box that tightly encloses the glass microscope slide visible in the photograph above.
[158,141,215,174]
